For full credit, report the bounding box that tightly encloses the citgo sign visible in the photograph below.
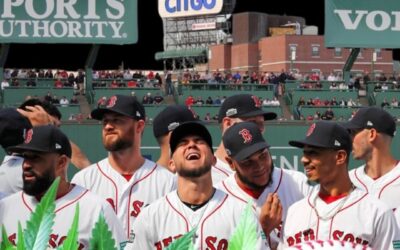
[158,0,223,18]
[0,0,138,44]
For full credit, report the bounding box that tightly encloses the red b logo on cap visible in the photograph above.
[107,96,117,108]
[24,129,33,144]
[239,128,252,144]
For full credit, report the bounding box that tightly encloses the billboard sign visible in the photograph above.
[159,0,223,18]
[0,0,138,44]
[325,0,400,48]
[192,22,216,30]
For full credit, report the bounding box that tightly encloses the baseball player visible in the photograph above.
[282,121,399,249]
[0,126,126,249]
[127,121,269,250]
[0,100,90,196]
[71,95,176,240]
[213,94,277,184]
[343,107,400,211]
[218,122,311,249]
[152,104,197,172]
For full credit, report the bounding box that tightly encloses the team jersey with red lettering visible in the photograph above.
[211,157,234,185]
[0,155,24,196]
[349,162,400,211]
[127,189,270,250]
[281,187,400,250]
[0,185,127,249]
[71,158,176,240]
[217,167,312,248]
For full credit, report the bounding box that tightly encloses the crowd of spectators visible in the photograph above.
[297,96,362,107]
[184,95,280,107]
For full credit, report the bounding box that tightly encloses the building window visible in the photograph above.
[334,47,342,57]
[311,45,320,57]
[375,48,382,58]
[289,44,297,60]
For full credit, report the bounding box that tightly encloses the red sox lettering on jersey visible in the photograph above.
[0,186,126,249]
[71,158,176,239]
[127,189,269,250]
[281,187,399,250]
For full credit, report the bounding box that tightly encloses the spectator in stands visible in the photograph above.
[306,98,314,106]
[347,98,357,107]
[233,71,241,84]
[374,82,382,91]
[154,73,162,87]
[363,72,371,83]
[142,93,153,104]
[97,96,107,108]
[59,96,69,107]
[204,113,211,121]
[297,96,306,107]
[391,97,399,107]
[270,97,280,106]
[339,98,347,107]
[329,82,339,90]
[75,69,85,95]
[250,71,258,83]
[54,78,63,88]
[153,93,164,104]
[123,70,132,80]
[381,82,389,91]
[354,98,362,106]
[26,78,36,87]
[185,95,194,107]
[313,97,323,106]
[3,69,11,80]
[213,96,221,105]
[315,81,323,89]
[70,95,79,105]
[206,96,213,105]
[242,71,250,83]
[92,70,99,80]
[322,107,334,120]
[110,79,119,88]
[51,95,60,105]
[220,96,227,103]
[330,97,338,106]
[66,73,75,87]
[263,98,271,106]
[195,96,204,106]
[313,111,321,120]
[44,92,53,103]
[165,71,173,95]
[306,114,314,121]
[44,69,53,78]
[339,82,349,90]
[327,72,336,81]
[127,79,138,87]
[1,79,9,90]
[11,69,18,79]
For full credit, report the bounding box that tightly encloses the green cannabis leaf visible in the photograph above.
[16,223,25,250]
[24,177,60,250]
[165,227,196,250]
[1,226,15,250]
[228,201,257,250]
[89,213,116,250]
[58,204,80,250]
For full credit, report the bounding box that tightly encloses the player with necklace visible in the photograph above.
[280,121,399,250]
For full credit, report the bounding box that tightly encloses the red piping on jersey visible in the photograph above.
[378,168,400,199]
[272,168,283,193]
[22,192,32,212]
[166,195,189,232]
[126,163,158,239]
[221,180,259,211]
[97,162,119,213]
[212,165,230,177]
[21,189,90,213]
[200,194,228,250]
[307,193,320,239]
[55,189,89,213]
[353,168,370,192]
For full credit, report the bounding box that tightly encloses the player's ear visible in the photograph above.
[336,150,347,165]
[225,156,235,170]
[168,158,176,172]
[56,155,69,174]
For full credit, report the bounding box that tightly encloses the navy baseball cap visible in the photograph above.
[223,122,270,161]
[218,94,277,123]
[342,107,396,137]
[0,108,32,149]
[169,122,213,155]
[153,105,198,138]
[91,95,145,121]
[289,121,352,153]
[8,125,72,158]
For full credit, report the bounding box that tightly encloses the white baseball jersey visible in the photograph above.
[281,186,400,250]
[217,167,312,248]
[211,157,234,185]
[349,162,400,211]
[127,189,270,250]
[71,158,176,240]
[0,155,24,196]
[0,185,127,249]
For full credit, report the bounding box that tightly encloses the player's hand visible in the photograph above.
[17,105,52,126]
[259,193,282,235]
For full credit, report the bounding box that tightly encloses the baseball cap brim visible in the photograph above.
[232,141,270,161]
[91,108,136,120]
[7,145,56,155]
[170,121,213,154]
[289,139,329,149]
[236,110,277,121]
